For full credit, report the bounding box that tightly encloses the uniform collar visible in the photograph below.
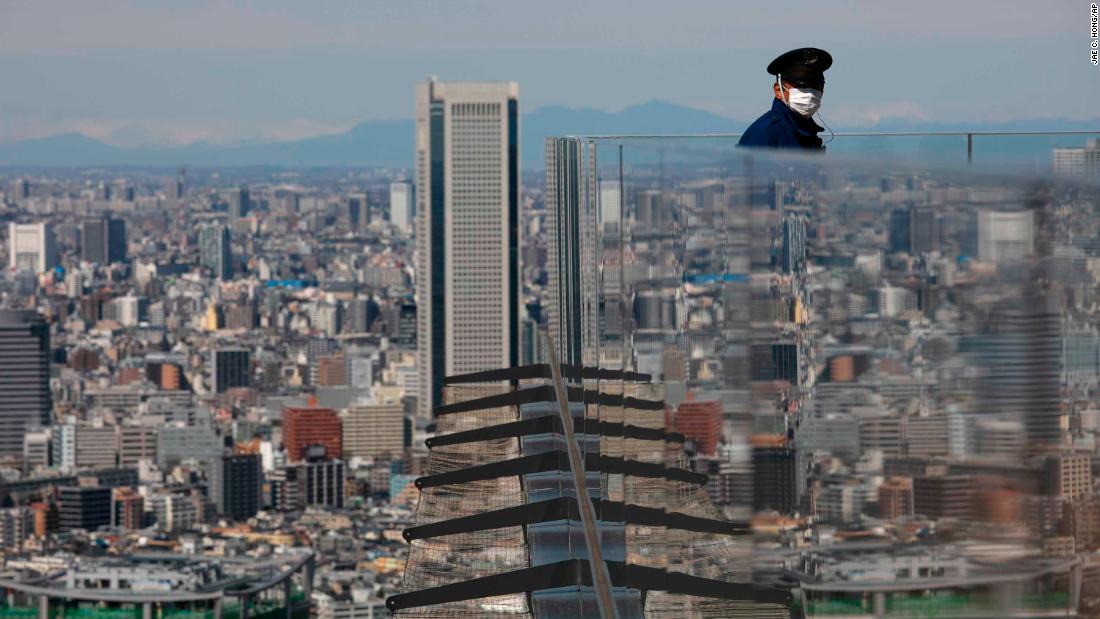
[771,97,824,137]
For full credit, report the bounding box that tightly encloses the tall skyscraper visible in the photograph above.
[781,214,806,274]
[389,181,414,233]
[8,178,29,202]
[909,205,937,254]
[211,348,250,393]
[81,217,126,265]
[415,79,521,417]
[347,193,369,233]
[207,453,262,521]
[199,224,233,280]
[7,223,58,273]
[0,311,51,457]
[228,187,250,222]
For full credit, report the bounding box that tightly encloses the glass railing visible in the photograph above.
[544,132,1097,616]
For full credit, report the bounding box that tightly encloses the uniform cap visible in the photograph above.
[767,47,833,81]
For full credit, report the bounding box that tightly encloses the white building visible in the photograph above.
[977,210,1034,263]
[389,181,414,233]
[7,222,58,273]
[415,79,521,418]
[1053,139,1100,178]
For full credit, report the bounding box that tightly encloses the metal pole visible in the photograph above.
[967,133,973,166]
[543,330,619,619]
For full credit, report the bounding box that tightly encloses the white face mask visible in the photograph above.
[782,83,822,118]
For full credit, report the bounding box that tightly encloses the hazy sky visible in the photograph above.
[0,0,1096,145]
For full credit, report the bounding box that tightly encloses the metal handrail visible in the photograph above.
[571,130,1100,138]
[569,129,1100,165]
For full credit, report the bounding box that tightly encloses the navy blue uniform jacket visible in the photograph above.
[738,98,825,150]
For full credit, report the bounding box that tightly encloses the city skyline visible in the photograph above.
[0,1,1096,146]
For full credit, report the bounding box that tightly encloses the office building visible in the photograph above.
[207,453,262,521]
[151,493,199,532]
[58,486,112,532]
[878,477,915,519]
[200,223,233,280]
[212,348,251,393]
[111,487,145,530]
[7,222,58,273]
[598,179,621,226]
[780,214,806,274]
[977,209,1034,263]
[343,403,405,459]
[1046,452,1092,499]
[81,217,126,264]
[909,205,937,254]
[752,441,798,514]
[347,193,369,232]
[1053,138,1100,178]
[8,178,29,201]
[0,311,51,458]
[415,79,521,418]
[674,400,722,457]
[297,451,345,509]
[389,182,414,232]
[282,405,342,462]
[75,425,119,468]
[118,425,156,466]
[0,508,34,551]
[22,429,50,471]
[228,187,249,222]
[913,475,973,520]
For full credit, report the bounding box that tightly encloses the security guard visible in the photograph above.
[738,47,832,150]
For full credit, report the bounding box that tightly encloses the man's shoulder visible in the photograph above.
[738,108,782,147]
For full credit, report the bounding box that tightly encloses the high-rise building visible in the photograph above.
[415,79,521,418]
[207,453,262,521]
[200,224,233,280]
[297,451,345,509]
[0,311,51,458]
[389,182,414,233]
[780,214,806,274]
[977,209,1034,263]
[228,187,250,222]
[282,405,342,462]
[909,205,936,254]
[211,348,250,393]
[81,217,126,264]
[7,223,58,273]
[347,193,369,233]
[58,486,112,532]
[8,178,29,201]
[598,180,621,226]
[1053,138,1100,178]
[343,403,406,459]
[752,441,797,514]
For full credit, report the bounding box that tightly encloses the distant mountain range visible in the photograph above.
[0,100,1096,169]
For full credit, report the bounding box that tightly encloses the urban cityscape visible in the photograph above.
[2,3,1100,619]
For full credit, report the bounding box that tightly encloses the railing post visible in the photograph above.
[967,132,973,166]
[543,330,619,619]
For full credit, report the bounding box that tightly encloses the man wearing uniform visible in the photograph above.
[738,47,832,150]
